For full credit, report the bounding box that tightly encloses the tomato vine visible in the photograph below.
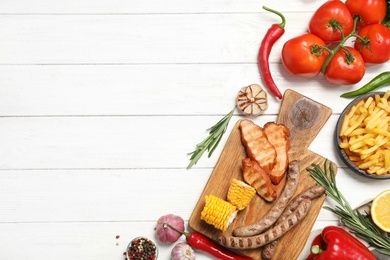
[319,16,364,73]
[384,0,390,26]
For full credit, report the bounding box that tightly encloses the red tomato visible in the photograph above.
[281,33,329,78]
[324,46,365,85]
[345,0,387,25]
[354,23,390,64]
[309,0,354,42]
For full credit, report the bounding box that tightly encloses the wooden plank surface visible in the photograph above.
[1,0,390,259]
[0,64,372,117]
[0,0,328,13]
[189,90,337,259]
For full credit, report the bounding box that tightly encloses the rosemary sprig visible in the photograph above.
[187,107,235,169]
[307,161,390,255]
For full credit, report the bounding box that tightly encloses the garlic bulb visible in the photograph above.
[155,214,185,243]
[171,242,196,260]
[237,84,268,116]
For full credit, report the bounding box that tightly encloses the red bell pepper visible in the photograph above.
[307,226,376,260]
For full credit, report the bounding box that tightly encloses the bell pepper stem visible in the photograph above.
[311,245,324,255]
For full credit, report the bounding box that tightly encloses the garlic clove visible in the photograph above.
[237,84,268,116]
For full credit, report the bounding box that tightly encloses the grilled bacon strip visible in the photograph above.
[263,122,290,185]
[239,120,276,173]
[242,158,276,202]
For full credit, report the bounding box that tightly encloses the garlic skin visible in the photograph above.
[155,214,185,243]
[237,84,268,116]
[171,242,196,260]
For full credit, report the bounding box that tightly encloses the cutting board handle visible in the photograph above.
[277,89,332,152]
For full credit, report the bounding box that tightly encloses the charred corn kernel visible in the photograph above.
[227,178,256,210]
[201,195,238,231]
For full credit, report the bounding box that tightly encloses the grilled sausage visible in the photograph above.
[261,240,278,260]
[261,185,326,259]
[233,160,301,237]
[278,185,325,221]
[218,199,312,249]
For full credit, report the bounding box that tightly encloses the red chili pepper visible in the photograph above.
[307,226,376,260]
[161,222,252,260]
[185,231,253,260]
[258,6,286,100]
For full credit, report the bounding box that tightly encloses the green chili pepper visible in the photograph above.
[340,71,390,98]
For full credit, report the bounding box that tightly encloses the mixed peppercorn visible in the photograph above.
[127,237,157,260]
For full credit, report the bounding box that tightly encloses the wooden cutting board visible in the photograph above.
[189,89,337,259]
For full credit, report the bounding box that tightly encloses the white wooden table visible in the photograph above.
[1,0,389,259]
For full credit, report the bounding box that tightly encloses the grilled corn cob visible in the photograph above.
[227,178,256,210]
[201,195,238,231]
